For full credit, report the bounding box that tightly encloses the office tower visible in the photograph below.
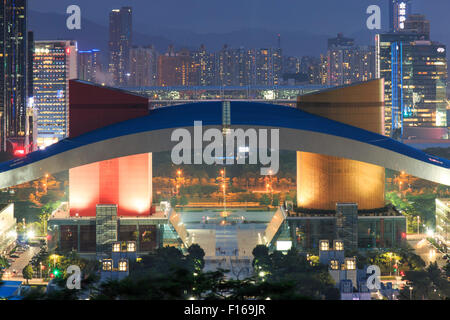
[404,14,430,40]
[0,0,29,153]
[78,49,101,83]
[297,80,386,211]
[33,40,78,148]
[389,0,412,32]
[376,30,447,139]
[108,7,132,87]
[393,41,447,138]
[129,46,158,87]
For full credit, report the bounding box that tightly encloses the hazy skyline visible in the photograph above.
[30,0,450,35]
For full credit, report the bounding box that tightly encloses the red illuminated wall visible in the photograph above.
[69,153,152,217]
[68,80,149,138]
[68,81,152,217]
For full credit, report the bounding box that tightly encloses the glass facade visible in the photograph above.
[79,225,96,252]
[436,199,449,250]
[59,225,78,252]
[33,40,77,148]
[285,215,406,251]
[118,224,138,242]
[0,0,28,150]
[376,33,447,138]
[96,205,118,254]
[139,225,157,252]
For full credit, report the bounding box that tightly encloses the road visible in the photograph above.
[2,245,41,282]
[407,234,447,269]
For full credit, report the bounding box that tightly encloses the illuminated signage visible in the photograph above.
[398,2,407,30]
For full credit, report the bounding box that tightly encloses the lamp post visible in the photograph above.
[409,286,413,300]
[417,216,420,235]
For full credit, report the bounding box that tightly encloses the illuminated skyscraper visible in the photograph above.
[78,49,101,83]
[108,7,132,87]
[254,48,282,86]
[404,14,430,40]
[0,0,30,153]
[389,0,412,32]
[192,45,215,86]
[327,34,375,87]
[129,46,158,87]
[376,31,447,139]
[33,40,78,148]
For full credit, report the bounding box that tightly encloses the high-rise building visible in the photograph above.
[157,46,195,87]
[389,0,412,32]
[129,46,158,87]
[192,45,215,86]
[327,34,375,86]
[33,40,78,148]
[108,7,132,87]
[404,14,430,40]
[376,32,447,138]
[254,48,282,86]
[0,0,30,153]
[78,49,101,83]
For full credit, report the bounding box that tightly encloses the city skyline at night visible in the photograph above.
[0,0,449,305]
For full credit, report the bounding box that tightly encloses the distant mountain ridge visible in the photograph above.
[30,10,449,60]
[28,10,333,58]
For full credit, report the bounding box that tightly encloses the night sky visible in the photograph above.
[30,0,450,35]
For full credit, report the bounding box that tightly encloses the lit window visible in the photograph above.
[346,259,356,270]
[112,243,120,252]
[102,260,112,271]
[330,260,339,270]
[127,242,136,252]
[319,240,329,251]
[118,260,128,272]
[334,240,344,251]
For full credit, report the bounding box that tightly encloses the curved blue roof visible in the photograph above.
[0,101,448,173]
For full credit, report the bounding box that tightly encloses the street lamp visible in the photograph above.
[409,286,413,300]
[417,216,420,235]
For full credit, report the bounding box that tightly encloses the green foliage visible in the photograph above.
[23,265,34,284]
[399,262,450,300]
[251,246,339,299]
[0,255,10,268]
[186,244,205,272]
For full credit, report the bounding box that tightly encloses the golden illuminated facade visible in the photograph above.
[33,40,78,148]
[296,79,386,210]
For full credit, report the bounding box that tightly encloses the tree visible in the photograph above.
[444,262,450,279]
[23,264,34,284]
[252,245,270,271]
[187,244,205,272]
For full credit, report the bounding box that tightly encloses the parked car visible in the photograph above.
[10,254,20,258]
